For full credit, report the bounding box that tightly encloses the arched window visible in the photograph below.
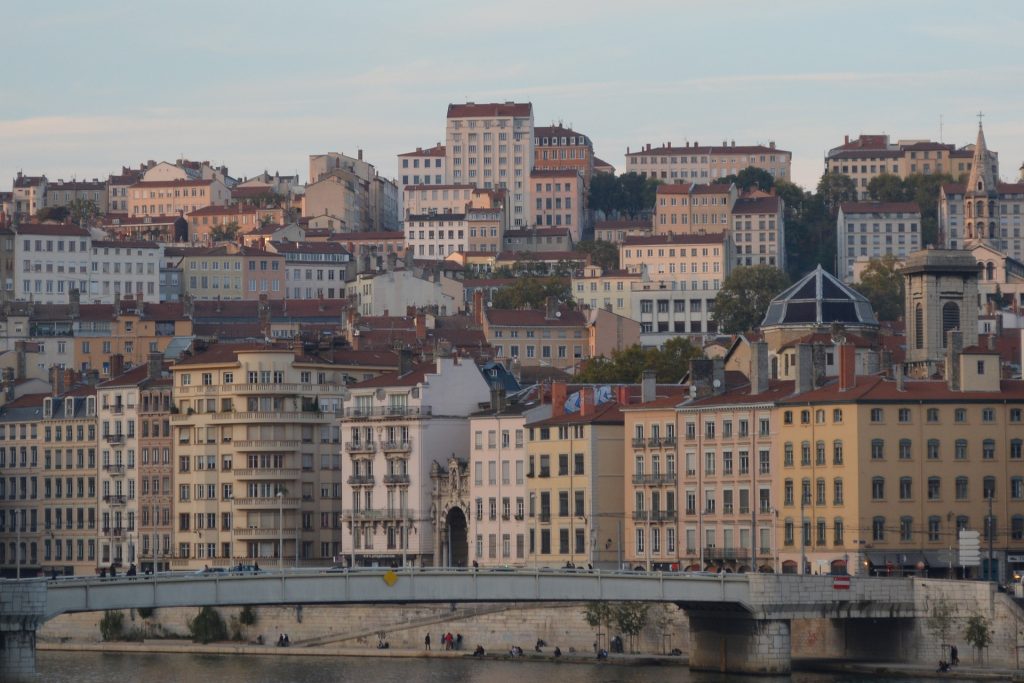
[983,439,996,460]
[927,476,941,500]
[871,476,885,500]
[833,440,843,465]
[955,476,969,500]
[983,475,996,499]
[899,438,912,460]
[987,262,995,280]
[955,439,968,460]
[942,301,960,345]
[966,202,973,218]
[914,303,923,350]
[899,476,912,500]
[990,221,997,239]
[927,439,940,460]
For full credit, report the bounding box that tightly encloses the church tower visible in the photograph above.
[963,120,999,243]
[902,248,979,377]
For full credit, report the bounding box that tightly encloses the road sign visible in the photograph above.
[833,575,851,590]
[959,529,981,566]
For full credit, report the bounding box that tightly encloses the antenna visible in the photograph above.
[939,114,943,143]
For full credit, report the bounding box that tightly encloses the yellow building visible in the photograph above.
[571,265,641,319]
[525,385,626,568]
[75,298,192,377]
[170,344,346,569]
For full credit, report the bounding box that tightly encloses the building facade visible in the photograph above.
[627,142,791,184]
[837,202,921,283]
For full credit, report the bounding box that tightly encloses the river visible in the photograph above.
[37,651,983,682]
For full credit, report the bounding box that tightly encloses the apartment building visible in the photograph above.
[531,169,585,240]
[503,227,573,253]
[88,240,162,303]
[405,212,469,261]
[329,232,407,274]
[397,144,446,214]
[826,133,982,199]
[107,168,143,213]
[837,202,921,282]
[12,173,47,221]
[341,355,490,567]
[468,388,549,567]
[170,344,346,568]
[269,241,352,299]
[594,219,652,245]
[75,297,192,377]
[654,183,736,235]
[403,184,476,217]
[483,302,588,372]
[0,387,99,578]
[626,141,791,184]
[571,265,642,319]
[186,205,285,244]
[127,179,230,217]
[445,101,534,227]
[14,224,91,304]
[307,151,398,231]
[176,244,286,301]
[533,124,595,187]
[732,194,785,269]
[135,358,174,572]
[44,179,108,214]
[524,385,626,568]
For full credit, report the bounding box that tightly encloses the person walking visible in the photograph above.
[424,633,431,650]
[951,645,959,666]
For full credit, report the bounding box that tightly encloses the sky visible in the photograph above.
[3,0,1023,191]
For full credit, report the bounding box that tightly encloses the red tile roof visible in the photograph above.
[485,306,586,327]
[732,196,782,214]
[778,374,1024,403]
[839,201,921,215]
[657,183,732,195]
[530,169,582,178]
[628,144,789,157]
[174,342,300,367]
[622,232,727,246]
[530,401,624,427]
[14,223,90,237]
[399,144,446,158]
[133,179,214,188]
[187,205,260,217]
[446,102,532,119]
[91,240,160,250]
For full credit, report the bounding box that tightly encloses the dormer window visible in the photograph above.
[65,397,74,418]
[43,398,52,418]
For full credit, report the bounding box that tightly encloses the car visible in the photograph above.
[193,567,226,575]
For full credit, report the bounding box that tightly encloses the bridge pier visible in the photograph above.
[0,580,46,682]
[688,614,791,675]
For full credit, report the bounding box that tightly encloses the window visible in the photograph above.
[871,439,884,460]
[871,477,885,500]
[982,407,995,423]
[899,477,912,500]
[926,408,939,423]
[833,478,844,505]
[927,477,941,500]
[898,408,911,423]
[955,439,967,460]
[783,443,793,467]
[955,476,969,500]
[983,439,996,460]
[870,408,883,423]
[898,439,912,460]
[983,476,996,500]
[954,408,967,423]
[900,517,913,542]
[872,517,886,541]
[1012,439,1023,460]
[832,440,843,465]
[833,518,844,546]
[815,441,825,465]
[927,440,940,460]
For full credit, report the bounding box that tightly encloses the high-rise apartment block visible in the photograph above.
[626,141,791,184]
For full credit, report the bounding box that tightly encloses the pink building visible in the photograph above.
[530,169,585,241]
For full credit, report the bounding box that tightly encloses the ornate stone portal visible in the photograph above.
[430,455,470,567]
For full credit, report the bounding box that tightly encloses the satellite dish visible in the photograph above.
[689,385,697,398]
[555,311,561,318]
[712,379,721,388]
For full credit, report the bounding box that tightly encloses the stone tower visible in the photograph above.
[902,248,979,376]
[964,122,999,243]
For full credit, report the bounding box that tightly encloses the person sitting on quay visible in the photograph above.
[473,644,486,657]
[553,646,562,658]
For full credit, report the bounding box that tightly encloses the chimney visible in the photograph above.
[689,359,713,398]
[109,353,124,378]
[795,343,814,394]
[14,340,26,380]
[63,367,76,390]
[544,296,558,320]
[49,365,63,397]
[712,358,726,395]
[945,330,963,391]
[358,149,363,161]
[749,341,769,395]
[615,385,631,406]
[844,135,849,144]
[580,387,595,416]
[551,381,567,417]
[894,364,905,392]
[473,290,485,324]
[838,343,856,391]
[490,382,507,413]
[641,369,657,403]
[414,313,426,340]
[399,348,414,376]
[147,352,163,381]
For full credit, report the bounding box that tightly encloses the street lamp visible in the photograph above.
[277,490,283,572]
[15,508,21,580]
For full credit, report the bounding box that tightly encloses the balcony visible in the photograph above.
[381,441,412,453]
[631,437,646,448]
[108,405,124,415]
[175,382,345,397]
[703,547,752,561]
[232,527,282,538]
[633,510,648,521]
[631,473,678,486]
[346,441,376,454]
[650,510,678,522]
[647,437,662,447]
[232,439,301,450]
[210,411,338,423]
[103,464,125,476]
[347,474,376,486]
[232,467,300,480]
[232,496,300,508]
[343,406,433,419]
[539,512,551,523]
[104,433,125,445]
[662,436,677,447]
[103,495,127,506]
[382,474,410,485]
[102,526,124,537]
[344,508,417,522]
[513,513,524,521]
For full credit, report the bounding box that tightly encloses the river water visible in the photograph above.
[37,651,981,683]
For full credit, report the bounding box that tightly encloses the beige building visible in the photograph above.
[128,179,230,217]
[533,124,595,188]
[626,141,791,184]
[837,202,921,283]
[445,101,534,227]
[44,179,108,214]
[170,344,346,568]
[826,133,982,199]
[12,173,47,221]
[397,144,446,215]
[732,193,785,269]
[177,244,286,301]
[530,169,585,240]
[654,183,736,235]
[571,265,642,319]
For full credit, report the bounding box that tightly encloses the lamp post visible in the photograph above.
[800,494,807,575]
[15,508,21,580]
[277,490,283,572]
[987,493,995,583]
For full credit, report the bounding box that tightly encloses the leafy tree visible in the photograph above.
[816,172,857,217]
[188,605,228,644]
[867,174,908,202]
[904,172,953,246]
[35,206,69,223]
[239,605,257,626]
[210,221,241,242]
[713,265,791,333]
[576,337,702,384]
[964,614,993,664]
[718,166,776,193]
[612,602,650,653]
[854,254,904,321]
[618,172,660,218]
[588,173,622,218]
[68,198,100,227]
[575,239,619,271]
[100,610,125,641]
[490,276,571,310]
[583,602,614,650]
[927,598,956,658]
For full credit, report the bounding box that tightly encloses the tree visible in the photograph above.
[575,337,702,384]
[68,198,100,227]
[612,602,650,653]
[713,265,791,334]
[866,174,908,202]
[188,605,228,643]
[816,171,857,217]
[964,614,993,664]
[210,221,241,242]
[618,172,660,218]
[583,601,614,650]
[35,206,69,223]
[588,172,622,218]
[490,276,571,310]
[854,254,904,321]
[100,610,125,641]
[718,166,776,193]
[904,172,954,246]
[575,239,619,271]
[927,598,956,660]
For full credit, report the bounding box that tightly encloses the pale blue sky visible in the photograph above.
[3,0,1023,191]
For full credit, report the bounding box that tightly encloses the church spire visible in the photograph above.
[966,116,997,196]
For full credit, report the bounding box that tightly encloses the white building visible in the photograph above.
[836,201,921,283]
[14,224,91,304]
[269,241,352,300]
[88,240,162,303]
[445,102,534,228]
[346,268,456,317]
[341,355,491,567]
[397,144,446,216]
[404,213,468,261]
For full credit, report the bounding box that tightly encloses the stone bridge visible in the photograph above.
[0,568,971,680]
